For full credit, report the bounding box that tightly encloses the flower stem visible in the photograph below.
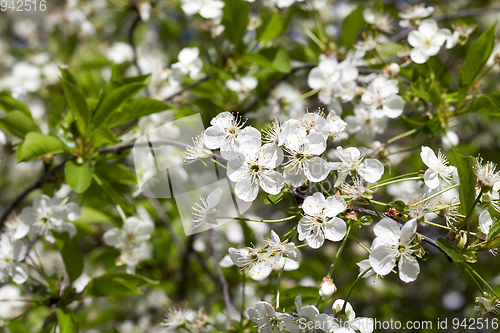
[340,267,371,314]
[348,235,371,253]
[465,263,499,299]
[458,191,483,236]
[415,183,460,205]
[364,198,382,219]
[218,215,299,223]
[383,128,417,146]
[276,258,286,310]
[368,176,423,189]
[211,158,227,170]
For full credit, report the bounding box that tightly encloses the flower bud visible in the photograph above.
[345,210,358,221]
[319,277,337,298]
[383,62,400,78]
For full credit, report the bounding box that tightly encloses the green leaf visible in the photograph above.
[93,83,147,125]
[85,272,158,297]
[52,231,84,283]
[56,308,78,333]
[61,79,91,137]
[359,215,373,226]
[107,97,171,126]
[468,92,500,116]
[256,11,283,43]
[449,149,477,215]
[75,206,111,223]
[394,200,406,212]
[341,4,365,47]
[65,160,93,193]
[458,22,497,106]
[259,47,291,73]
[487,222,500,240]
[435,238,462,262]
[93,127,121,147]
[264,193,283,205]
[94,163,137,185]
[0,110,40,139]
[17,133,65,162]
[0,92,31,115]
[222,0,249,47]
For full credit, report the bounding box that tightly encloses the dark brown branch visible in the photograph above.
[163,75,211,102]
[127,13,151,99]
[351,206,452,262]
[0,157,76,229]
[242,62,316,113]
[389,6,500,42]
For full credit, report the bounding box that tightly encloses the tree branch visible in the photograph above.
[163,75,211,102]
[351,206,452,262]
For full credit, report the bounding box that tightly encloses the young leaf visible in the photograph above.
[469,92,500,116]
[0,110,40,139]
[0,92,31,115]
[93,127,121,147]
[85,272,158,297]
[93,83,147,125]
[256,11,283,43]
[259,47,291,73]
[61,79,91,137]
[56,308,78,333]
[457,22,497,106]
[435,238,462,262]
[106,97,171,127]
[222,0,249,48]
[17,133,65,162]
[94,163,137,185]
[341,4,365,47]
[449,149,477,215]
[52,231,84,283]
[65,160,93,193]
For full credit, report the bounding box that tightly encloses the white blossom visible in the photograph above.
[282,131,329,187]
[329,146,384,186]
[361,76,405,119]
[204,112,261,160]
[0,285,25,319]
[478,210,495,236]
[331,299,374,333]
[345,105,387,141]
[7,62,42,97]
[0,233,29,284]
[293,295,332,332]
[298,192,347,249]
[247,301,297,333]
[226,76,258,102]
[308,55,358,105]
[399,4,434,28]
[420,146,456,189]
[106,42,134,64]
[227,139,285,202]
[171,47,204,85]
[20,195,80,243]
[181,0,225,19]
[192,188,223,228]
[369,218,420,283]
[407,19,452,64]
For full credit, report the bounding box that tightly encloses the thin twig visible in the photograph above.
[351,206,452,262]
[163,75,211,102]
[242,63,316,113]
[209,228,234,322]
[0,157,75,228]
